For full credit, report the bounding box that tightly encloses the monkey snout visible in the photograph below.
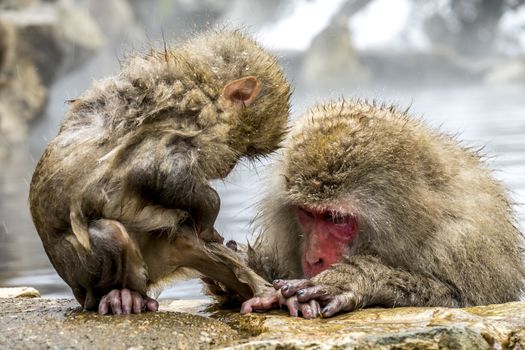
[305,254,324,267]
[302,253,329,278]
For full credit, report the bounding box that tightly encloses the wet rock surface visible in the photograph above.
[2,295,523,349]
[0,298,239,350]
[208,302,525,349]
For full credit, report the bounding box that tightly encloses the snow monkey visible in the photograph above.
[29,30,290,315]
[241,100,525,318]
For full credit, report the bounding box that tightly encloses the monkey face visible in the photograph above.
[296,206,358,278]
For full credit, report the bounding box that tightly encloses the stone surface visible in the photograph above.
[212,302,525,349]
[0,298,239,350]
[0,287,40,298]
[1,293,524,349]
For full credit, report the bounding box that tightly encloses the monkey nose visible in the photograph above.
[303,255,327,278]
[306,255,324,268]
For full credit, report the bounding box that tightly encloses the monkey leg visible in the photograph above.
[272,255,461,318]
[50,219,154,314]
[201,240,255,306]
[160,234,271,301]
[87,219,159,315]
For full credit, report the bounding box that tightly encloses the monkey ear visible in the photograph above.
[222,76,261,107]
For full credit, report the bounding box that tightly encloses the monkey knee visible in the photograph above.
[86,219,148,292]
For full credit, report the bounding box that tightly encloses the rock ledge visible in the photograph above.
[1,295,524,350]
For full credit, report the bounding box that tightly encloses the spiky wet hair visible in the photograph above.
[63,30,291,177]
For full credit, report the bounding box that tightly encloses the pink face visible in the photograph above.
[296,206,358,278]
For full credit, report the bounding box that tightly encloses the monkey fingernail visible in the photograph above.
[321,307,330,316]
[272,279,283,288]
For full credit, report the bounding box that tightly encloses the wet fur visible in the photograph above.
[250,99,525,307]
[29,30,290,309]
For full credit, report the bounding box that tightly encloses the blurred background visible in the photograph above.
[1,0,524,300]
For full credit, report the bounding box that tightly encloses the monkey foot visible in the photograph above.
[98,288,159,315]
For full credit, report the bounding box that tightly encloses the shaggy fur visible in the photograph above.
[29,30,290,310]
[249,99,525,308]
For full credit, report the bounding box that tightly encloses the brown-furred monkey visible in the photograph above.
[30,31,288,315]
[241,99,525,318]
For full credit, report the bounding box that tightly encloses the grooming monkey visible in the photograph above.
[30,31,289,314]
[239,100,525,318]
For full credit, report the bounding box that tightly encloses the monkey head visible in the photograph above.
[281,100,443,278]
[178,31,291,178]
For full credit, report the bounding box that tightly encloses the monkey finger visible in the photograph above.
[98,294,110,315]
[120,288,132,314]
[298,301,314,319]
[298,299,322,319]
[240,297,259,314]
[284,296,300,317]
[144,296,159,312]
[321,292,357,318]
[131,291,143,314]
[240,294,279,314]
[108,289,123,315]
[310,300,322,318]
[275,279,314,298]
[296,285,339,303]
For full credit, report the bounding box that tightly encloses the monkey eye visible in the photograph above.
[323,211,351,226]
[297,206,314,221]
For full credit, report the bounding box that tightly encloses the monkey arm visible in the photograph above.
[116,131,221,236]
[275,255,461,318]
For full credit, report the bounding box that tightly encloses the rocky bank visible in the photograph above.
[1,287,524,349]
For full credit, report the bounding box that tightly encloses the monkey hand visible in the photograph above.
[240,281,322,319]
[240,289,280,314]
[273,279,355,318]
[98,289,159,315]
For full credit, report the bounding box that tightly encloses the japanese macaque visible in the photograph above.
[240,100,525,318]
[29,31,289,314]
